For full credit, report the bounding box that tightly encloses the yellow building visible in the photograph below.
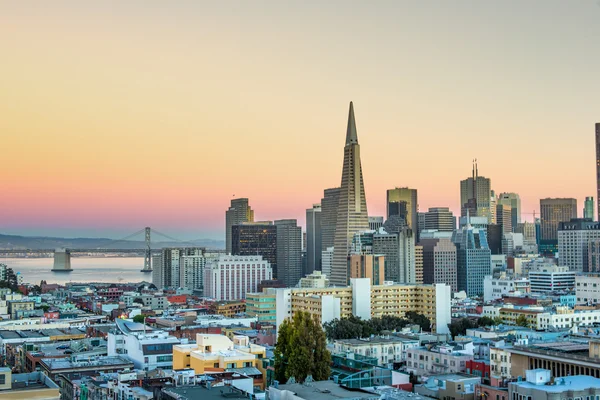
[415,245,423,284]
[210,301,246,317]
[173,334,267,387]
[499,308,540,327]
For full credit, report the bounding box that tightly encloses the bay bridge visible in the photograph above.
[0,227,198,273]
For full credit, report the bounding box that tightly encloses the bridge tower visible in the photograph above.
[51,248,72,272]
[141,227,152,272]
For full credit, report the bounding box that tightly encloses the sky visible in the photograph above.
[1,1,599,240]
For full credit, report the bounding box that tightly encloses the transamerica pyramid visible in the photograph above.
[330,102,370,286]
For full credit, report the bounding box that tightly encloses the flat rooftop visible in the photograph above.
[40,356,133,371]
[530,342,589,353]
[336,337,418,345]
[277,381,380,400]
[512,375,600,392]
[163,385,248,400]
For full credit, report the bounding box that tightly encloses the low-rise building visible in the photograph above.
[298,271,329,288]
[406,343,474,376]
[415,373,480,400]
[536,307,600,330]
[483,276,530,302]
[210,301,246,317]
[246,292,276,326]
[509,369,600,400]
[333,337,419,368]
[0,369,60,399]
[575,274,600,305]
[107,319,179,371]
[528,265,575,294]
[38,355,133,382]
[172,334,266,388]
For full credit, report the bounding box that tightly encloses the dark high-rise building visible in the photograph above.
[460,161,492,222]
[487,224,503,255]
[320,187,341,250]
[275,219,302,287]
[387,187,418,233]
[231,222,277,278]
[225,198,254,254]
[332,102,370,286]
[422,207,455,232]
[306,204,322,275]
[539,198,578,256]
[420,238,457,292]
[596,123,600,222]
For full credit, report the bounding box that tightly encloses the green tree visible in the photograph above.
[447,318,477,338]
[405,312,431,332]
[133,314,147,323]
[274,312,331,383]
[477,316,497,327]
[515,314,529,327]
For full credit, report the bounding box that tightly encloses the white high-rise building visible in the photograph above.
[321,247,334,280]
[558,218,600,272]
[179,252,221,295]
[204,255,272,301]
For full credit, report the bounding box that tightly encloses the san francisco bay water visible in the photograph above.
[0,257,149,285]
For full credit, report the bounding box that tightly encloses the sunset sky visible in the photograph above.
[1,1,599,240]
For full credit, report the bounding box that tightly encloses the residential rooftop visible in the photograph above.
[511,375,600,392]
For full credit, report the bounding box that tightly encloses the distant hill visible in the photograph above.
[0,233,224,250]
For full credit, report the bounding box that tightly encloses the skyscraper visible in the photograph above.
[331,102,370,286]
[497,192,521,228]
[539,198,577,256]
[387,187,418,232]
[231,222,277,278]
[496,203,513,234]
[452,222,491,296]
[584,196,594,221]
[460,161,492,223]
[306,204,322,275]
[368,216,384,231]
[320,187,341,250]
[420,238,457,292]
[422,207,455,232]
[225,198,254,254]
[275,219,302,287]
[596,123,600,222]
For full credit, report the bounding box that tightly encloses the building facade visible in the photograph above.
[539,198,577,255]
[460,161,492,223]
[306,204,322,275]
[331,102,370,286]
[453,224,492,296]
[387,187,418,233]
[231,222,277,279]
[558,218,600,272]
[422,207,456,232]
[226,198,254,254]
[204,255,273,301]
[275,219,302,287]
[421,238,458,292]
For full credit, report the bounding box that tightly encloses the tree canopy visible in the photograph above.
[133,314,147,323]
[0,268,20,293]
[515,314,529,327]
[274,311,331,383]
[323,313,431,341]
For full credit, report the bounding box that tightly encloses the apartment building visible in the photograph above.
[406,343,474,376]
[246,279,451,334]
[333,336,419,367]
[172,334,266,387]
[575,274,600,304]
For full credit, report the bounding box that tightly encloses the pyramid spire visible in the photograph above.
[345,101,358,146]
